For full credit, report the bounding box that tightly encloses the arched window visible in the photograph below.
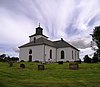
[77,53,79,59]
[29,55,32,62]
[50,50,52,59]
[72,51,73,59]
[29,49,32,54]
[61,50,64,59]
[75,51,76,60]
[34,37,36,43]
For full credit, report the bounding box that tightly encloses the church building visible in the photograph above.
[19,25,79,62]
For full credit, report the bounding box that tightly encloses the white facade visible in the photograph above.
[44,45,56,62]
[19,45,79,62]
[30,35,47,42]
[56,47,79,62]
[19,26,79,62]
[19,45,44,61]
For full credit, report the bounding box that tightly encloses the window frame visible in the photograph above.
[61,50,64,59]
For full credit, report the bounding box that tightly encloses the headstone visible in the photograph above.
[8,60,13,67]
[69,62,79,70]
[38,64,45,70]
[20,64,25,68]
[58,61,63,64]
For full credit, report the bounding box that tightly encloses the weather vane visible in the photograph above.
[39,23,40,27]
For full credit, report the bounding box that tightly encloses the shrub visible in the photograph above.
[0,58,6,62]
[11,57,19,62]
[84,55,91,63]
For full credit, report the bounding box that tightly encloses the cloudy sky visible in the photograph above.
[0,0,100,60]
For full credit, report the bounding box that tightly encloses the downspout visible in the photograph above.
[56,48,57,62]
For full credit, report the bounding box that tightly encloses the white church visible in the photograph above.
[19,25,79,62]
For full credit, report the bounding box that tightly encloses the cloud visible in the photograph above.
[79,47,95,60]
[0,44,19,57]
[0,0,100,58]
[70,37,91,49]
[12,47,19,53]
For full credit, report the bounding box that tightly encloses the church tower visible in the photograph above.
[29,24,48,42]
[35,23,43,35]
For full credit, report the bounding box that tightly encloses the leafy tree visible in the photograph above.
[92,53,98,63]
[91,26,100,57]
[84,55,91,63]
[0,54,6,59]
[11,57,19,62]
[0,54,6,62]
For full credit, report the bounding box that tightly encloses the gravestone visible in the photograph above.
[20,64,25,68]
[69,62,79,70]
[8,60,13,67]
[58,61,63,64]
[38,64,45,70]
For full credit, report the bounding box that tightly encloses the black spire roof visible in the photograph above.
[29,24,48,38]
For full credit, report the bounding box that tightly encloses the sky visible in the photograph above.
[0,0,100,60]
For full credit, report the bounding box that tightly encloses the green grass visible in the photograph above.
[0,62,100,87]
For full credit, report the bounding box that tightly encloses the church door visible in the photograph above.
[29,55,32,62]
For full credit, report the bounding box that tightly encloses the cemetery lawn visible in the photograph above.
[0,62,100,87]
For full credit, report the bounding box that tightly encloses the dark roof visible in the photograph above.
[19,37,54,48]
[29,26,48,38]
[53,39,79,51]
[29,34,48,38]
[19,38,79,51]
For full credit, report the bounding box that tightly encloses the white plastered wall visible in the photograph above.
[19,45,79,62]
[30,35,47,42]
[19,45,44,62]
[57,47,79,62]
[44,45,56,62]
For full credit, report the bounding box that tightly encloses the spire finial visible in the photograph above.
[39,23,40,27]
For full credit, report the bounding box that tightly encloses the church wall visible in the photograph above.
[57,47,70,62]
[57,47,79,62]
[68,47,79,61]
[19,45,44,62]
[32,45,44,61]
[19,47,30,61]
[30,35,47,42]
[45,45,56,62]
[19,46,79,62]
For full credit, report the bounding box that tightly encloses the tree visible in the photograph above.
[92,53,98,63]
[91,26,100,57]
[0,54,6,62]
[11,57,19,62]
[0,54,6,59]
[84,55,91,63]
